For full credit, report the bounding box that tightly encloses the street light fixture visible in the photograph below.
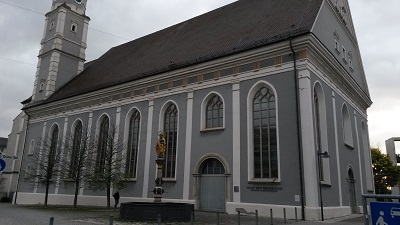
[317,151,330,221]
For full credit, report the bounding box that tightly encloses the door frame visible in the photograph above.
[193,153,231,211]
[347,167,357,213]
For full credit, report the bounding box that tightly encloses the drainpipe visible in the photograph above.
[13,112,30,204]
[290,38,305,220]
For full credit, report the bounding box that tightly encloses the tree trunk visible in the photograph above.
[73,177,80,208]
[44,180,50,206]
[107,185,111,209]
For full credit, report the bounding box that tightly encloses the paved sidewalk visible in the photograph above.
[0,203,366,225]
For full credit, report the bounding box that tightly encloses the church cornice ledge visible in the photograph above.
[23,41,301,120]
[45,3,90,20]
[24,35,371,121]
[41,28,312,104]
[305,35,372,114]
[38,48,85,62]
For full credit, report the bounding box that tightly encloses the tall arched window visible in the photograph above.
[313,83,331,184]
[126,110,140,178]
[362,121,373,190]
[206,95,223,128]
[164,104,178,178]
[342,104,353,147]
[28,140,35,155]
[49,125,59,163]
[96,116,110,174]
[69,120,83,179]
[253,87,277,179]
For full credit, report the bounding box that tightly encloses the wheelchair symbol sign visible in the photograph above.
[0,159,5,172]
[371,202,400,225]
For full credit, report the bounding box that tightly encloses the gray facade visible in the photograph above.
[15,0,373,221]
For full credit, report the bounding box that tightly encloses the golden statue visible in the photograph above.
[155,132,166,158]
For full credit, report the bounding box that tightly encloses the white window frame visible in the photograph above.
[94,114,111,175]
[313,82,331,185]
[200,92,225,131]
[49,20,55,31]
[247,81,280,183]
[342,104,354,148]
[71,21,78,33]
[158,101,179,181]
[66,119,84,180]
[28,139,35,155]
[123,107,142,180]
[342,46,347,63]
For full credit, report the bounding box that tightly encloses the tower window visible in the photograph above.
[71,22,78,33]
[39,79,45,92]
[349,59,353,72]
[334,40,340,54]
[342,46,347,63]
[49,21,55,31]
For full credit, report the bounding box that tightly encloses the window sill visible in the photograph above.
[320,181,332,187]
[248,178,280,183]
[200,127,225,132]
[162,178,177,183]
[344,143,354,149]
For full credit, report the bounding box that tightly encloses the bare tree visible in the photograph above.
[61,124,95,208]
[26,129,63,206]
[87,123,127,209]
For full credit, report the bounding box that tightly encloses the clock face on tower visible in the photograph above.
[74,0,83,4]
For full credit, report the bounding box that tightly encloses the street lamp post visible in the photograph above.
[317,151,330,221]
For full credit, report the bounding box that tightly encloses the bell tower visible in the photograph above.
[31,0,90,101]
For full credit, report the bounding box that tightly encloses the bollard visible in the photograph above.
[255,210,259,225]
[217,211,220,225]
[283,208,287,223]
[158,214,161,225]
[270,209,273,225]
[295,207,298,222]
[237,210,241,225]
[109,215,114,225]
[49,217,54,225]
[191,211,194,225]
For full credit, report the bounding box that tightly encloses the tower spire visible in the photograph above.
[31,0,90,101]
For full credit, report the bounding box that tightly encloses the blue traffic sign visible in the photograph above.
[371,201,400,225]
[0,159,5,172]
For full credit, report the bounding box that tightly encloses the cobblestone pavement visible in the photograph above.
[0,203,366,225]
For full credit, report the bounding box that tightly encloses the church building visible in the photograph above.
[15,0,374,221]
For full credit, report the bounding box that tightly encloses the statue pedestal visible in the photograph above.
[153,157,164,202]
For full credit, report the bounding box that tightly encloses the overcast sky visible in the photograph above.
[0,0,399,151]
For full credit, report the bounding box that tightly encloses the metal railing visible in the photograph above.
[47,207,301,224]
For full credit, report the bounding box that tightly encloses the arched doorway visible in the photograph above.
[347,168,357,213]
[199,158,226,211]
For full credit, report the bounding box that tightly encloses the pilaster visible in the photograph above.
[232,81,241,203]
[298,69,318,209]
[183,91,194,200]
[143,99,154,198]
